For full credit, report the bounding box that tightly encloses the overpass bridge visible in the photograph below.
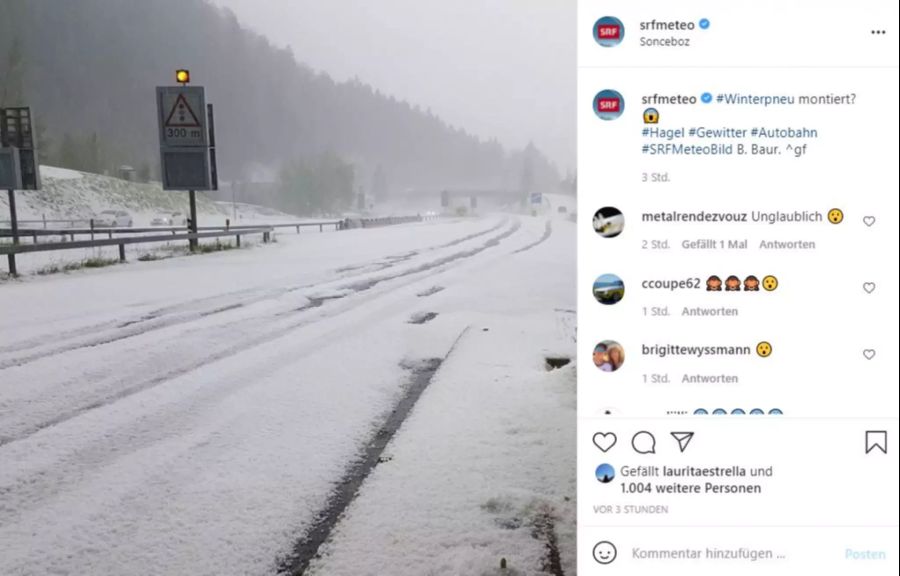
[392,188,528,209]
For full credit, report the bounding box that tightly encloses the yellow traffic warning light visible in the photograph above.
[176,69,191,85]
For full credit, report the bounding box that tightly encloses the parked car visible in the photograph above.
[151,211,187,226]
[93,210,133,227]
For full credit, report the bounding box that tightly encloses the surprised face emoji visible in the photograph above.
[756,341,773,358]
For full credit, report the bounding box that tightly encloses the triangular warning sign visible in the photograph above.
[165,93,202,128]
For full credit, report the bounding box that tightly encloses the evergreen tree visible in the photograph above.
[58,133,80,170]
[0,36,25,107]
[372,165,388,201]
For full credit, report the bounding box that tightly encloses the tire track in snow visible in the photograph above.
[513,219,553,254]
[0,220,522,447]
[433,217,507,248]
[533,508,566,576]
[331,218,506,274]
[0,219,509,371]
[276,328,470,576]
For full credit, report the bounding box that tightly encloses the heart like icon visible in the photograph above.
[593,432,617,452]
[863,349,876,360]
[863,216,876,227]
[863,282,876,294]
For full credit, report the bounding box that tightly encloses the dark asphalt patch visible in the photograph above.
[417,285,444,297]
[408,312,438,324]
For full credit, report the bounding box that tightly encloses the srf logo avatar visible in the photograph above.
[594,16,625,47]
[594,89,625,121]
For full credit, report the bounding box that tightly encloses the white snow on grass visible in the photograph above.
[1,166,425,279]
[0,214,575,575]
[3,165,297,233]
[2,165,224,223]
[39,165,83,180]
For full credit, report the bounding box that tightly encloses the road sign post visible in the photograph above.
[156,80,218,252]
[207,103,218,191]
[1,106,42,276]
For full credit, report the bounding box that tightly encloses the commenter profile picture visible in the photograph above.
[593,207,624,238]
[593,274,624,305]
[594,89,624,120]
[593,340,625,372]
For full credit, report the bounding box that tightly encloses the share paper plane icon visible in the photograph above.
[671,432,695,453]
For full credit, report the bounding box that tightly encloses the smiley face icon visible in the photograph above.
[593,541,618,564]
[756,341,773,358]
[827,208,844,224]
[762,275,778,291]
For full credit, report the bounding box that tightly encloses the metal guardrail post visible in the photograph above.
[0,223,331,272]
[6,189,18,276]
[236,234,241,248]
[188,190,198,252]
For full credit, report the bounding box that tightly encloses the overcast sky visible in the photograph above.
[210,0,575,173]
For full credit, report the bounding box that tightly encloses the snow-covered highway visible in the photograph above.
[0,214,575,576]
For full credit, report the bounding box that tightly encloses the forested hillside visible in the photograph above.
[0,0,559,213]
